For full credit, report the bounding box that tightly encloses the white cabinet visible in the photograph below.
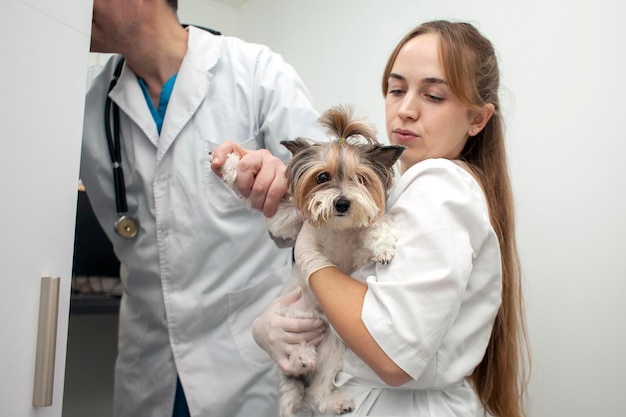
[0,0,93,415]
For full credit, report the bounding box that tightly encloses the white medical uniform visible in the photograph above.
[80,26,326,417]
[313,159,503,416]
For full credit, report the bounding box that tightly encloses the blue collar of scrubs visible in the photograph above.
[138,73,178,134]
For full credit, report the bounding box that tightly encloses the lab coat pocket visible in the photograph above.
[203,139,255,214]
[227,265,288,367]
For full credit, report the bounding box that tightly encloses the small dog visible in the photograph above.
[222,105,405,417]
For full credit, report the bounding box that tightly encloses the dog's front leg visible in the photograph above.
[265,199,303,244]
[363,213,398,265]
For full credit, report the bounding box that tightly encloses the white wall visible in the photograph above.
[178,0,240,35]
[181,1,626,416]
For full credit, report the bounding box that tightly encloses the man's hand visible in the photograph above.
[211,141,287,217]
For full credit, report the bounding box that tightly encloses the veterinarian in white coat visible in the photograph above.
[81,2,326,416]
[258,20,529,417]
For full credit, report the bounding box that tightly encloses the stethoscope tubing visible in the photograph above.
[105,57,129,216]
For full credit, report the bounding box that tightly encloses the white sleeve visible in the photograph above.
[360,159,497,380]
[252,46,329,153]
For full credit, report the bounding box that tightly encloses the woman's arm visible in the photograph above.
[308,265,412,386]
[296,160,496,385]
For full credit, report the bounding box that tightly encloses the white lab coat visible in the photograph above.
[80,26,326,417]
[308,159,502,416]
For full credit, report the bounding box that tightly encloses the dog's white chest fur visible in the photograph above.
[313,219,397,275]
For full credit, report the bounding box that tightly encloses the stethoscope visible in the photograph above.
[104,56,138,239]
[103,25,221,239]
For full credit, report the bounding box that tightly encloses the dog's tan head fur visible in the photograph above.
[281,105,405,230]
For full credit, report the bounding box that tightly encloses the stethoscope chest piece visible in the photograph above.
[115,215,139,239]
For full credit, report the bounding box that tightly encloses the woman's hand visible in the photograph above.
[294,221,335,287]
[252,288,326,375]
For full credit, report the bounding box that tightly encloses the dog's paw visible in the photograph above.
[314,391,355,416]
[371,248,395,265]
[336,397,355,415]
[221,152,240,186]
[364,214,398,265]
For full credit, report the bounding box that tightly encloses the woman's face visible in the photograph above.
[385,33,476,173]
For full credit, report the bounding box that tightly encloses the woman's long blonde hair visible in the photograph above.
[382,20,530,417]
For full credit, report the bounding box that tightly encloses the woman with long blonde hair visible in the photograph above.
[256,20,530,417]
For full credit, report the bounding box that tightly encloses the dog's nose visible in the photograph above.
[335,198,351,213]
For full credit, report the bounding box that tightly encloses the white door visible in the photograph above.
[0,0,93,415]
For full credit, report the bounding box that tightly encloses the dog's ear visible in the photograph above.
[367,145,406,169]
[280,138,313,156]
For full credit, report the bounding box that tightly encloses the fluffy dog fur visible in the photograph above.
[222,105,405,417]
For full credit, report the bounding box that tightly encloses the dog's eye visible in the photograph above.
[316,172,331,184]
[357,173,369,185]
